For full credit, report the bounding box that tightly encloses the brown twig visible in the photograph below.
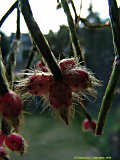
[78,17,110,29]
[0,1,18,28]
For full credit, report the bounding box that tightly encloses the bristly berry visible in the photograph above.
[82,119,96,132]
[59,58,76,72]
[0,131,5,147]
[29,73,54,96]
[49,81,72,125]
[36,61,48,72]
[0,146,9,160]
[63,68,91,91]
[5,133,26,155]
[49,81,72,108]
[0,90,22,120]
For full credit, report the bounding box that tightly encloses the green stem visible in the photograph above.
[96,0,120,135]
[96,62,120,135]
[61,0,84,63]
[79,102,92,122]
[16,4,21,40]
[108,0,120,56]
[20,0,62,81]
[0,1,18,28]
[25,41,38,70]
[76,101,95,133]
[25,49,35,70]
[70,0,78,23]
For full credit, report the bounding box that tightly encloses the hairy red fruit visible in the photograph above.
[49,81,72,125]
[59,58,76,72]
[29,73,54,96]
[0,146,9,160]
[0,131,5,147]
[63,69,91,91]
[49,81,72,108]
[36,61,48,72]
[5,133,25,154]
[0,90,22,120]
[82,119,96,131]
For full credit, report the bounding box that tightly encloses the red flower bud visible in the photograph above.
[49,81,72,125]
[59,58,76,72]
[63,69,91,91]
[36,61,48,72]
[49,81,72,109]
[0,90,22,120]
[29,73,54,96]
[5,133,25,155]
[82,119,96,132]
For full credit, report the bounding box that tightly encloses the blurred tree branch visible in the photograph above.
[78,17,110,29]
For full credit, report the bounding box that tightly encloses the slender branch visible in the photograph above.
[79,102,92,122]
[16,4,21,40]
[96,62,120,135]
[25,45,36,70]
[20,0,62,81]
[61,0,84,63]
[76,101,95,133]
[96,0,120,135]
[70,0,78,23]
[79,0,82,15]
[108,0,120,55]
[79,17,110,29]
[0,1,18,28]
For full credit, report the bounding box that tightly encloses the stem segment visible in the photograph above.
[61,0,84,63]
[16,4,21,40]
[0,1,18,28]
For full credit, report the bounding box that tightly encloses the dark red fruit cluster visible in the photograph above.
[30,58,94,125]
[0,131,25,159]
[5,133,25,155]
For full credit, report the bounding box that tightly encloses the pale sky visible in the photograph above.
[0,0,119,36]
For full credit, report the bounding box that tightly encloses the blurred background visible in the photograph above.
[1,0,120,160]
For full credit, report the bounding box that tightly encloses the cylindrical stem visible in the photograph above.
[16,4,21,40]
[61,0,84,63]
[96,62,120,135]
[0,1,18,28]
